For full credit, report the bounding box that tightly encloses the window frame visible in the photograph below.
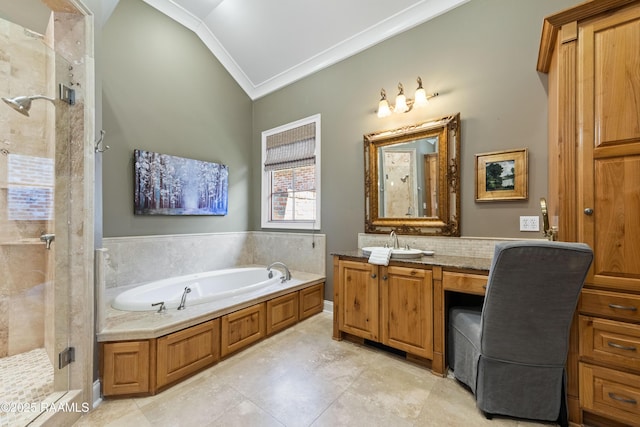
[261,114,321,230]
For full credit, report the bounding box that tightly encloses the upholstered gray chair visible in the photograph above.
[448,241,593,425]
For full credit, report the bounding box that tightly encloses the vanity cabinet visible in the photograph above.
[336,259,433,360]
[538,2,640,425]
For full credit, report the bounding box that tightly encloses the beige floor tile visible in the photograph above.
[248,364,345,427]
[75,312,560,427]
[136,377,244,426]
[208,399,284,427]
[312,389,414,427]
[72,399,151,427]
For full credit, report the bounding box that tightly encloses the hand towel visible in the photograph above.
[368,247,392,266]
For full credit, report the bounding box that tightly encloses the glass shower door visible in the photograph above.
[0,16,71,426]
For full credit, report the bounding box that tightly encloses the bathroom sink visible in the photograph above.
[362,247,425,259]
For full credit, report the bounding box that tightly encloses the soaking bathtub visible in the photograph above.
[111,267,286,312]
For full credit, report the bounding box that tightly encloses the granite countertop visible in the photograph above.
[98,270,325,342]
[332,250,492,272]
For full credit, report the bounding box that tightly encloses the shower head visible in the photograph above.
[2,95,55,117]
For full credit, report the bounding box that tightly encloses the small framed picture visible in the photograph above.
[475,148,528,202]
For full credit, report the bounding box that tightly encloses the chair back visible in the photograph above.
[480,241,593,366]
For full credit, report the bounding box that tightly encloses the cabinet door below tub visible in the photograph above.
[221,302,266,357]
[102,340,151,396]
[156,319,220,389]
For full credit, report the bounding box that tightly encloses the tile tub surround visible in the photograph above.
[359,233,547,259]
[102,231,326,289]
[98,269,325,342]
[98,232,326,339]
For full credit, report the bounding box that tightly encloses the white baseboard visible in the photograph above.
[93,380,102,409]
[323,300,333,313]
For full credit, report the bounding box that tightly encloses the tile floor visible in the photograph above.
[74,312,556,427]
[0,348,53,427]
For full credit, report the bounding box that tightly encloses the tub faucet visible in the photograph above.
[177,286,191,310]
[267,262,291,283]
[390,230,400,249]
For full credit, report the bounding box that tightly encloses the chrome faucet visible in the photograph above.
[177,286,191,310]
[40,233,55,250]
[390,230,400,249]
[267,262,291,283]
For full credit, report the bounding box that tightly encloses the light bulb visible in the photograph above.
[377,99,391,118]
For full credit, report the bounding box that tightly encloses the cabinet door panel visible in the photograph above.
[592,156,640,291]
[102,341,150,396]
[299,283,324,320]
[338,260,378,340]
[579,4,640,293]
[381,266,433,358]
[221,303,266,357]
[266,292,298,335]
[156,319,220,388]
[590,8,640,147]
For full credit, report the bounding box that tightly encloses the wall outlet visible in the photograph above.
[519,216,540,232]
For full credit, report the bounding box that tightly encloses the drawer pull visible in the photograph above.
[607,341,637,352]
[608,392,637,405]
[608,303,638,311]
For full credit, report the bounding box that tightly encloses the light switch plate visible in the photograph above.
[519,216,539,232]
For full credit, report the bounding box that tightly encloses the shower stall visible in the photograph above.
[0,15,74,426]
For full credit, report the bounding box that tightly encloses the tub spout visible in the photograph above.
[267,262,291,283]
[177,286,191,310]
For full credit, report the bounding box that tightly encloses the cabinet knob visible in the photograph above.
[584,208,594,215]
[371,273,377,279]
[382,275,387,280]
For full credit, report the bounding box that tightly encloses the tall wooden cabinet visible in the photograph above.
[538,2,640,425]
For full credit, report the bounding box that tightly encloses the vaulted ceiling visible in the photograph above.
[143,0,469,99]
[1,0,469,100]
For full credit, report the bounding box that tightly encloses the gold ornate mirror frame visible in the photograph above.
[364,113,460,236]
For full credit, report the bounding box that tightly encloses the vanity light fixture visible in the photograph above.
[376,77,438,118]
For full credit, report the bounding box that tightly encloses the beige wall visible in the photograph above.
[101,0,253,237]
[101,0,582,298]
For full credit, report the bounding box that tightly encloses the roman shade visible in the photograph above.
[264,122,316,172]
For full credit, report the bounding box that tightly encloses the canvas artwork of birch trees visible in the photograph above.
[134,149,228,215]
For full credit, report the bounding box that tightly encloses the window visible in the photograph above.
[261,114,320,230]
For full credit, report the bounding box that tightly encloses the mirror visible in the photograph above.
[364,113,460,236]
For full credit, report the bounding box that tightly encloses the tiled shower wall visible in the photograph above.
[0,18,54,359]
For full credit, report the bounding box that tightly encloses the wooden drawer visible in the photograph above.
[442,271,488,295]
[579,316,640,371]
[156,319,220,389]
[580,289,640,322]
[266,292,299,335]
[299,283,324,320]
[221,303,266,357]
[580,363,640,426]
